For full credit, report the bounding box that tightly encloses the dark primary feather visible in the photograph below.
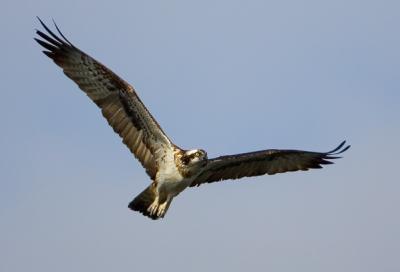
[34,18,173,179]
[191,141,350,186]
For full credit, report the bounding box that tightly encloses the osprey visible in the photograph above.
[35,19,350,220]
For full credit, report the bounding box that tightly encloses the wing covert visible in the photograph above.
[191,141,350,186]
[35,18,173,179]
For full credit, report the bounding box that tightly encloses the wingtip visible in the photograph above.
[52,18,73,46]
[342,144,351,152]
[328,140,351,155]
[36,16,46,29]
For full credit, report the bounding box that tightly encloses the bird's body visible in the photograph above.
[35,18,350,220]
[142,148,208,218]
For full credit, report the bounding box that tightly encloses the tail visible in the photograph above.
[128,184,165,220]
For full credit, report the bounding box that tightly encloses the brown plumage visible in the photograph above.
[190,141,350,186]
[35,18,172,180]
[35,18,350,220]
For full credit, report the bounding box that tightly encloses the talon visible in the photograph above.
[147,201,159,215]
[156,198,171,217]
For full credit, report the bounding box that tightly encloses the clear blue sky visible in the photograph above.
[1,1,399,271]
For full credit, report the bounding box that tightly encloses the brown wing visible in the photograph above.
[35,18,174,179]
[191,141,350,186]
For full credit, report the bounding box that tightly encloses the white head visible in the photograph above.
[182,149,208,166]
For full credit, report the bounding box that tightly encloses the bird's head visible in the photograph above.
[181,149,208,166]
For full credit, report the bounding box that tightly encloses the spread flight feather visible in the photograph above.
[35,18,350,220]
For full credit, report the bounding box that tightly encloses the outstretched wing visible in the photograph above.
[191,141,350,186]
[35,18,174,179]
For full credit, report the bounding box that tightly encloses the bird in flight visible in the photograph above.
[35,18,350,220]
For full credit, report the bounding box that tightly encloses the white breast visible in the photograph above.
[156,152,191,196]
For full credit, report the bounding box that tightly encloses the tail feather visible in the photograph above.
[128,184,160,220]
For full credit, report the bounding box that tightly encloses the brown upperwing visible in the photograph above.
[191,141,350,186]
[35,18,173,179]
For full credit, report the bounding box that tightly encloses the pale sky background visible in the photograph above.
[1,1,399,271]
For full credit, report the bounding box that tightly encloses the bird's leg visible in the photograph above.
[157,196,172,218]
[147,195,159,216]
